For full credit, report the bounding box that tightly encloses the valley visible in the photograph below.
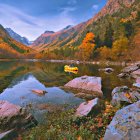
[0,0,140,139]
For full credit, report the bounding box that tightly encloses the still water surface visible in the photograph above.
[0,61,134,122]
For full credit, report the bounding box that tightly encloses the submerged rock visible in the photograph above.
[64,76,103,97]
[75,98,104,117]
[75,93,95,100]
[99,68,114,73]
[31,89,47,96]
[0,100,37,131]
[111,86,140,106]
[105,68,114,73]
[36,104,65,112]
[104,100,140,140]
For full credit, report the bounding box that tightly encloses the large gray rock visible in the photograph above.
[122,64,140,73]
[64,76,103,97]
[75,98,103,117]
[104,101,140,140]
[111,86,140,106]
[0,100,37,131]
[75,92,96,100]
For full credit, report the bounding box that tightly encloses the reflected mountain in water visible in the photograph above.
[0,61,135,121]
[0,61,134,97]
[0,70,82,122]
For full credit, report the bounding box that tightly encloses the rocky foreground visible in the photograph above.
[1,63,140,139]
[0,101,37,139]
[104,100,140,140]
[64,62,140,139]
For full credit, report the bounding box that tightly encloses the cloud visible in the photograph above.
[0,4,76,40]
[92,4,99,10]
[60,7,77,15]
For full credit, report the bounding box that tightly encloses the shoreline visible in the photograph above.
[0,59,139,66]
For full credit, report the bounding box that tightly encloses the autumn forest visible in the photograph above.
[0,0,139,62]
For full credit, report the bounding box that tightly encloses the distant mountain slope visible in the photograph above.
[31,24,85,49]
[32,0,139,53]
[5,28,31,46]
[61,25,73,31]
[0,25,33,58]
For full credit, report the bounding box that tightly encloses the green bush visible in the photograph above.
[23,105,117,140]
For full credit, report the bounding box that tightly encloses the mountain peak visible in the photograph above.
[5,28,31,46]
[92,0,136,21]
[62,25,73,31]
[44,31,55,34]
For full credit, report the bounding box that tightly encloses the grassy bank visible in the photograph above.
[23,102,119,140]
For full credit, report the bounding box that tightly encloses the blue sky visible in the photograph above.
[0,0,107,40]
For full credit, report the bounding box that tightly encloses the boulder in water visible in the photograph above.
[64,76,103,97]
[75,98,104,117]
[0,100,37,131]
[111,86,140,106]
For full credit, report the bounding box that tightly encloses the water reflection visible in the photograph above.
[0,72,82,122]
[0,61,134,121]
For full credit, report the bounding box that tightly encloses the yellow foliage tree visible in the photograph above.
[112,37,129,60]
[98,46,111,60]
[78,32,95,60]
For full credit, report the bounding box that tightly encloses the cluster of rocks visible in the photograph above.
[104,63,140,140]
[118,63,140,79]
[64,63,140,140]
[64,76,104,117]
[0,101,37,139]
[1,63,140,139]
[104,100,140,140]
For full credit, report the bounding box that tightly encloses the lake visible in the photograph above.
[0,61,134,122]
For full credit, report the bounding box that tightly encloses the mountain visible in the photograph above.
[5,28,31,46]
[61,25,73,31]
[0,24,33,58]
[91,0,136,21]
[44,31,55,34]
[32,0,139,55]
[31,23,85,48]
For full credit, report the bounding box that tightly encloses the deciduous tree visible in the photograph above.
[78,32,95,60]
[112,37,129,60]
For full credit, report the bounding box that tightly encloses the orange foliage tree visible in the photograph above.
[77,32,95,60]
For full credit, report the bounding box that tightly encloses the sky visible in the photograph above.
[0,0,107,40]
